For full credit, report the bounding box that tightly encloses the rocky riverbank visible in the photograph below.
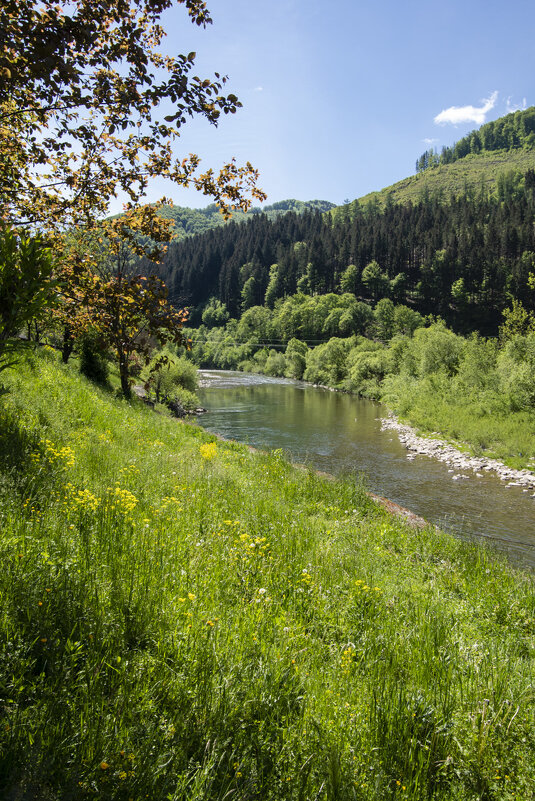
[381,413,535,493]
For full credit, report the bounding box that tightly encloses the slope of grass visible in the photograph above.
[335,148,535,214]
[1,349,535,800]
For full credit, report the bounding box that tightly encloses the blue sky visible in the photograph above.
[140,0,535,210]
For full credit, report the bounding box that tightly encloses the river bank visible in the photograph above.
[196,370,535,562]
[381,412,535,492]
[304,376,535,494]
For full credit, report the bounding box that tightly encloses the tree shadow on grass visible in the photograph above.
[0,402,46,501]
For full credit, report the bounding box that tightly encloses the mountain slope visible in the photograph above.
[153,108,535,334]
[343,148,535,214]
[332,106,535,218]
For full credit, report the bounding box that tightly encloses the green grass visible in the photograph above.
[334,149,535,213]
[382,374,535,470]
[1,349,535,800]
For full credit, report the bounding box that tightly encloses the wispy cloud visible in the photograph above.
[254,86,264,92]
[506,96,527,113]
[423,138,439,145]
[434,91,498,126]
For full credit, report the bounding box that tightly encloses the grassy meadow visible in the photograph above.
[1,349,535,800]
[345,148,535,212]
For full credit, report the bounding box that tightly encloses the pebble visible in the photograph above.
[381,414,535,491]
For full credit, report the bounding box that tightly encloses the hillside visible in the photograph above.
[153,109,535,334]
[2,350,535,799]
[160,198,335,240]
[158,178,535,332]
[333,106,535,217]
[342,148,535,215]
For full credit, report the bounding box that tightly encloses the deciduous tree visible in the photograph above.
[0,0,266,229]
[0,1,266,392]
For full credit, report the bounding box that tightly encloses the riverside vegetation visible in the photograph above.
[3,16,535,796]
[186,302,535,471]
[1,348,535,800]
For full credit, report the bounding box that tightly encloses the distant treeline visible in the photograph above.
[159,198,335,241]
[416,106,535,173]
[155,169,535,335]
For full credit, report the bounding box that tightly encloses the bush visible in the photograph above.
[166,354,199,393]
[166,386,200,415]
[454,335,499,393]
[345,341,390,397]
[264,349,287,376]
[304,337,353,386]
[497,333,535,410]
[403,323,464,378]
[144,349,199,402]
[284,338,308,379]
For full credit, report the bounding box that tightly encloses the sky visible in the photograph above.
[132,0,535,211]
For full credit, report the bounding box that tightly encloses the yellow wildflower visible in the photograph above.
[200,442,217,461]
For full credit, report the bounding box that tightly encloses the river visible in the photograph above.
[195,370,535,568]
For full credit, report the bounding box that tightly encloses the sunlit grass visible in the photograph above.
[351,148,535,210]
[1,350,534,800]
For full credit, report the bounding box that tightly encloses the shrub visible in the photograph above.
[167,386,200,415]
[345,342,390,397]
[284,338,308,379]
[144,348,199,403]
[454,335,499,393]
[497,333,535,410]
[404,323,464,378]
[304,337,353,386]
[264,349,287,376]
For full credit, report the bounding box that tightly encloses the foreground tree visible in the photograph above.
[92,272,187,397]
[0,1,266,391]
[73,207,189,396]
[0,0,266,229]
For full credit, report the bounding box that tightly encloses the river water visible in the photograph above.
[196,371,535,568]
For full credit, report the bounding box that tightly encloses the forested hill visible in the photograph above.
[159,198,335,240]
[157,169,535,334]
[154,108,535,335]
[416,105,535,171]
[332,106,535,215]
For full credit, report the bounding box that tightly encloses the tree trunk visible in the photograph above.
[118,350,131,398]
[62,325,74,363]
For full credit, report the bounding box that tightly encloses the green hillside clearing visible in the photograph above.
[337,148,535,216]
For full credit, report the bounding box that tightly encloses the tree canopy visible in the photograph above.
[0,1,266,392]
[0,0,266,228]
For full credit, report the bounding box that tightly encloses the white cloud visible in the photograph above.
[434,91,498,126]
[254,86,264,92]
[506,96,527,113]
[423,138,439,145]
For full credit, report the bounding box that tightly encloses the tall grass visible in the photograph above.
[1,349,534,800]
[382,372,535,469]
